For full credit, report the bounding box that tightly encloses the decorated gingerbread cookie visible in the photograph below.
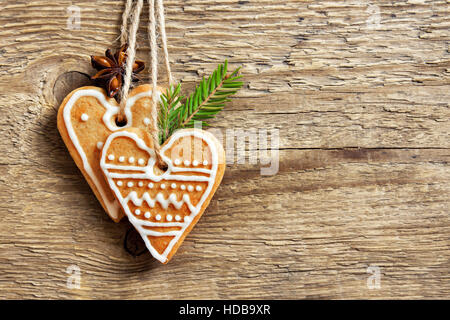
[57,1,242,262]
[100,127,225,263]
[57,84,164,222]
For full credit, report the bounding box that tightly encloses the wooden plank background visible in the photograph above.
[0,0,449,299]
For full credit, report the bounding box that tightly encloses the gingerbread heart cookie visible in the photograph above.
[57,84,164,222]
[100,127,225,263]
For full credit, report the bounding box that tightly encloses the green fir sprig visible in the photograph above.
[158,83,184,144]
[158,60,243,144]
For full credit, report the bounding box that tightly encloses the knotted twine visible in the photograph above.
[117,0,174,167]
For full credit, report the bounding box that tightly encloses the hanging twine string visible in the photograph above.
[148,0,174,168]
[147,0,161,161]
[156,0,174,86]
[119,0,133,46]
[119,0,174,167]
[119,0,143,121]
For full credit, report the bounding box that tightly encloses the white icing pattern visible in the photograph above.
[100,130,219,263]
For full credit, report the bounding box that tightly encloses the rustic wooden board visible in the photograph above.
[0,0,449,299]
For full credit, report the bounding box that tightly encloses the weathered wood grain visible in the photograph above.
[0,0,449,299]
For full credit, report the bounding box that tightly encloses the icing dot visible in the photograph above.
[174,159,181,165]
[192,160,199,166]
[108,154,115,161]
[148,182,154,188]
[187,185,194,192]
[81,113,89,121]
[184,160,191,166]
[195,186,202,192]
[138,158,145,165]
[166,214,173,222]
[143,117,151,125]
[117,181,123,186]
[203,160,208,166]
[127,181,134,188]
[138,181,143,187]
[171,183,177,189]
[175,215,181,221]
[144,212,151,218]
[97,142,103,150]
[135,209,141,215]
[160,183,166,189]
[128,157,135,163]
[180,185,186,190]
[155,214,161,221]
[119,156,125,162]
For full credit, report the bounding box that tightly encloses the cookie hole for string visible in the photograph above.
[115,116,128,127]
[155,160,168,173]
[159,162,168,172]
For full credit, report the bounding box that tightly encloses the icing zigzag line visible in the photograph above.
[125,191,195,212]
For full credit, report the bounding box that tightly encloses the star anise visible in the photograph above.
[90,44,145,99]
